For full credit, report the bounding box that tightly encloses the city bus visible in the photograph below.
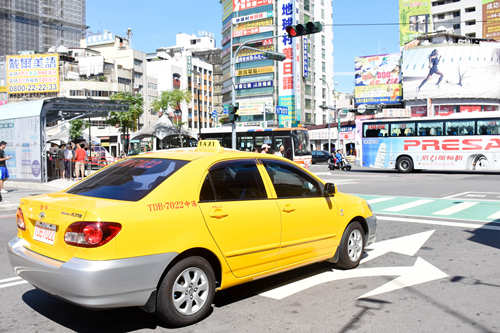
[200,127,312,168]
[361,112,500,172]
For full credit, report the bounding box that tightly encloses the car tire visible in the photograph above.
[156,256,215,327]
[334,222,365,270]
[396,156,413,173]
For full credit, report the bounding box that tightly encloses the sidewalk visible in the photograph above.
[6,178,77,192]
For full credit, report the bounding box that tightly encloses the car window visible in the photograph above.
[262,160,323,198]
[199,160,267,202]
[67,158,188,201]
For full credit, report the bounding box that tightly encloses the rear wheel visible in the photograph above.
[156,256,215,327]
[334,222,365,270]
[396,156,413,173]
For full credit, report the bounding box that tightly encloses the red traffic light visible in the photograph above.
[285,26,297,37]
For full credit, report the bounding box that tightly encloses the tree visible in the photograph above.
[152,89,192,147]
[108,92,144,154]
[69,119,88,141]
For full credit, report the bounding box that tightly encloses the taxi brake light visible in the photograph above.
[64,222,121,248]
[16,208,25,230]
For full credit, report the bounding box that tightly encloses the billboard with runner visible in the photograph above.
[402,44,500,99]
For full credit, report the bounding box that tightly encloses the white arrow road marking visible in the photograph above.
[360,230,435,264]
[260,230,446,300]
[0,276,27,289]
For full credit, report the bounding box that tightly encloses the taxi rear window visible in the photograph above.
[67,158,188,201]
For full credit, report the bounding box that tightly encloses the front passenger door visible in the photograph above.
[199,159,281,278]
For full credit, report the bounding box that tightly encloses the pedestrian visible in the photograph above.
[64,144,73,180]
[74,143,86,180]
[57,144,66,178]
[0,141,12,201]
[261,143,270,154]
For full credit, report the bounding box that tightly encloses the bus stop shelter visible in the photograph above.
[0,97,128,182]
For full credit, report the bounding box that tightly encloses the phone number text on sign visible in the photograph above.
[6,53,60,94]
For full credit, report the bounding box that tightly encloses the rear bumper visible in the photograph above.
[7,237,177,309]
[366,215,377,246]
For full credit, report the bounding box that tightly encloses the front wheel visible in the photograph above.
[334,222,365,270]
[156,256,215,327]
[396,156,414,173]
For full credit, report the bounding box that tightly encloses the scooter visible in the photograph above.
[328,157,352,171]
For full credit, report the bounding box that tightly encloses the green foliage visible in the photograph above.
[152,89,192,119]
[69,119,88,140]
[108,92,144,133]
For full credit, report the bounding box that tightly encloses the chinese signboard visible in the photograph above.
[236,66,274,76]
[233,26,274,38]
[233,0,273,11]
[354,53,402,105]
[483,0,500,40]
[233,11,273,24]
[235,80,273,90]
[399,0,432,46]
[237,96,273,116]
[6,53,59,95]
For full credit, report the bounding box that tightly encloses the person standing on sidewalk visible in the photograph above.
[63,144,73,180]
[0,141,12,201]
[74,143,86,180]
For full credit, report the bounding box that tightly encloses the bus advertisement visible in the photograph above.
[361,113,500,172]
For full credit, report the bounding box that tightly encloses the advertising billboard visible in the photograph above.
[402,45,500,100]
[237,96,272,116]
[233,0,273,11]
[0,116,41,181]
[6,53,59,95]
[399,0,432,46]
[354,53,402,105]
[483,0,500,40]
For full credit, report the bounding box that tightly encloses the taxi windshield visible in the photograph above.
[67,158,188,201]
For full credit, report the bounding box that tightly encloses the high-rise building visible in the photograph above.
[0,0,86,56]
[220,0,334,127]
[431,0,483,38]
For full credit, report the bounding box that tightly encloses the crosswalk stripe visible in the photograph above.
[0,280,28,289]
[0,276,22,284]
[487,210,500,221]
[384,199,434,212]
[433,202,479,216]
[367,197,395,204]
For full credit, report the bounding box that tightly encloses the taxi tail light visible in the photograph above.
[16,208,26,230]
[64,222,121,248]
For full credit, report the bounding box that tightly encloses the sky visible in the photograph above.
[86,0,400,93]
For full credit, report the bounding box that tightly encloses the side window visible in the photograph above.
[262,160,322,198]
[199,160,267,202]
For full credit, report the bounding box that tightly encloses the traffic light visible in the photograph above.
[285,21,323,38]
[228,102,239,123]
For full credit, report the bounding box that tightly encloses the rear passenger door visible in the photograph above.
[198,159,281,278]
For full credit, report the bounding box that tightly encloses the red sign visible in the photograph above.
[460,105,481,113]
[411,106,427,117]
[233,0,273,11]
[435,105,456,116]
[404,138,500,151]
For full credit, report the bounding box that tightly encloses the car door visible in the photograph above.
[199,159,281,278]
[260,159,340,264]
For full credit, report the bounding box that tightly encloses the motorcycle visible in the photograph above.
[328,156,352,171]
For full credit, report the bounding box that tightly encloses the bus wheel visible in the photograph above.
[396,156,413,173]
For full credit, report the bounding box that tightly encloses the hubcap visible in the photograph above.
[172,267,209,315]
[401,161,409,170]
[347,229,363,262]
[475,157,488,170]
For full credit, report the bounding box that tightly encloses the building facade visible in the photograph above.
[220,0,334,127]
[0,0,86,56]
[146,33,220,137]
[431,0,483,38]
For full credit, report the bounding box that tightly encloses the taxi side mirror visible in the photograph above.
[324,183,336,196]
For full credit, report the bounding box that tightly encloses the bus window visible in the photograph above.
[417,122,443,136]
[445,120,475,136]
[274,136,293,160]
[390,122,415,137]
[363,123,389,137]
[238,136,254,151]
[477,119,500,135]
[292,130,311,156]
[254,134,272,151]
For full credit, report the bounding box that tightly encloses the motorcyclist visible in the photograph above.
[335,149,344,168]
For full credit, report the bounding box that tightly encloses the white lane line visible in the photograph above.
[367,197,395,204]
[442,192,471,199]
[0,276,22,284]
[433,202,479,216]
[378,216,500,231]
[0,280,28,289]
[465,194,486,198]
[384,199,434,212]
[487,211,500,221]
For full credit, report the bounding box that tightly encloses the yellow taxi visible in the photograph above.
[8,140,376,327]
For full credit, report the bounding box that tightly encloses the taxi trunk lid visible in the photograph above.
[19,193,108,262]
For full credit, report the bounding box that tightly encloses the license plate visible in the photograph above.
[33,221,57,245]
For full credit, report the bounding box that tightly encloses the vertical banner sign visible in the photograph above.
[293,4,302,126]
[6,53,59,94]
[303,36,309,79]
[278,0,296,127]
[483,0,500,41]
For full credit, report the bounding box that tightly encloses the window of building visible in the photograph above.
[453,11,460,17]
[437,14,445,19]
[453,23,460,30]
[465,7,476,13]
[465,20,476,26]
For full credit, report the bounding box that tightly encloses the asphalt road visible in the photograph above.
[0,168,499,332]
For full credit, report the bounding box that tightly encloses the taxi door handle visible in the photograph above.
[209,207,228,219]
[282,204,296,213]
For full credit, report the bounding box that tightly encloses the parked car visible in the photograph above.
[8,140,376,327]
[312,150,332,164]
